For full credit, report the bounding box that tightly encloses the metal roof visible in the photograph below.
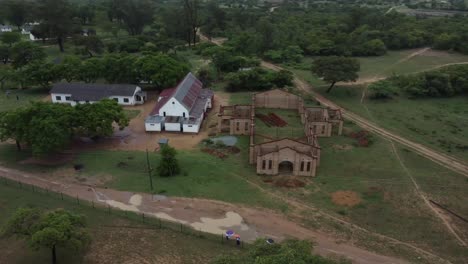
[172,73,202,111]
[51,83,138,101]
[189,89,213,118]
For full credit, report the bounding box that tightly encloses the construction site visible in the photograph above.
[218,89,343,177]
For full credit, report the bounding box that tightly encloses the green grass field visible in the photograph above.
[0,122,467,261]
[0,137,288,212]
[286,49,468,86]
[252,122,468,263]
[314,84,468,161]
[0,182,239,264]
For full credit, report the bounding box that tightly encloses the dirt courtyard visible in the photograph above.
[74,91,230,152]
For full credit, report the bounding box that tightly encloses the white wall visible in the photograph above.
[51,93,74,105]
[204,98,212,111]
[159,98,188,117]
[165,122,181,132]
[145,122,161,132]
[110,95,135,106]
[183,123,200,133]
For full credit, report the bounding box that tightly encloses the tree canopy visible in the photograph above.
[10,41,46,69]
[311,56,360,93]
[3,208,90,264]
[34,0,80,52]
[157,145,181,177]
[0,100,129,155]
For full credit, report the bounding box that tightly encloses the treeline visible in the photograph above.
[0,41,189,90]
[0,100,128,155]
[369,65,468,99]
[200,5,468,61]
[194,43,294,92]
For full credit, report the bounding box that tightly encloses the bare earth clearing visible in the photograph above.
[67,91,229,152]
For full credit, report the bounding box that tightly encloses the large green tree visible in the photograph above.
[4,0,30,29]
[107,0,154,35]
[23,61,59,88]
[0,32,22,47]
[311,56,360,93]
[78,58,103,83]
[75,35,104,58]
[34,0,80,52]
[0,100,128,155]
[75,99,129,138]
[0,65,13,90]
[101,54,138,83]
[10,41,46,69]
[56,55,81,83]
[0,44,10,64]
[134,54,189,89]
[3,208,90,264]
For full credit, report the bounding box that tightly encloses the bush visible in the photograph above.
[214,140,226,149]
[368,80,398,99]
[225,67,292,92]
[119,38,145,53]
[156,145,180,177]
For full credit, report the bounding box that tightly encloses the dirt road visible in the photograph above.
[260,61,468,178]
[0,165,410,264]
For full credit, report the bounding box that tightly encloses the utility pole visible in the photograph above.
[146,148,154,191]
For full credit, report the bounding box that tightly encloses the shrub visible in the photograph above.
[368,80,399,99]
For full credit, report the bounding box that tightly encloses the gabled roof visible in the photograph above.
[259,146,317,159]
[150,88,175,116]
[173,73,202,111]
[51,83,138,101]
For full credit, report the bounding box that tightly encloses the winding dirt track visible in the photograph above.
[260,61,468,178]
[0,166,408,264]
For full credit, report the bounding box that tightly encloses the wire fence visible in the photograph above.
[0,176,245,248]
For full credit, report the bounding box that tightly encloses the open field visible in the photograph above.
[1,117,467,262]
[0,182,239,264]
[0,137,288,212]
[255,122,468,263]
[286,49,468,86]
[313,84,468,161]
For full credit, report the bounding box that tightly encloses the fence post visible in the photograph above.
[159,218,161,229]
[92,200,94,208]
[60,192,63,200]
[142,213,145,222]
[180,224,183,233]
[108,205,111,214]
[76,195,79,205]
[19,182,22,189]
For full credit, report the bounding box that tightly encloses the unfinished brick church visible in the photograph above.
[218,89,343,177]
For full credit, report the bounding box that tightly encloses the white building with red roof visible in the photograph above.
[145,73,214,133]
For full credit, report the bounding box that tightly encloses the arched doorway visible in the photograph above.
[278,161,294,175]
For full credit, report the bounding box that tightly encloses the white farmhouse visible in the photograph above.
[145,73,213,133]
[0,25,13,32]
[50,83,146,106]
